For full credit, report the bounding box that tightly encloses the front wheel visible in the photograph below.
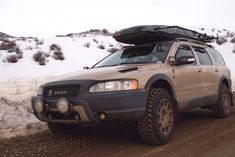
[138,88,176,145]
[213,84,232,118]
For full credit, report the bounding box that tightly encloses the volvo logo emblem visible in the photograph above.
[54,90,68,95]
[48,90,68,96]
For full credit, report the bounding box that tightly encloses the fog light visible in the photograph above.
[33,98,44,113]
[57,98,70,114]
[99,112,106,121]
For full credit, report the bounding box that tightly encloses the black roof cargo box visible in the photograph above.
[113,25,216,44]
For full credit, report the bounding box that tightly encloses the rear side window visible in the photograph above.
[193,47,212,65]
[206,48,225,65]
[175,45,196,64]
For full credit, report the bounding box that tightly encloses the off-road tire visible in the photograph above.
[213,84,232,118]
[47,122,82,134]
[138,88,175,145]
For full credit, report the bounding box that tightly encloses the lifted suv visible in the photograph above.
[32,25,233,145]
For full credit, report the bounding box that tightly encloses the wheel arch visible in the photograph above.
[219,76,232,93]
[145,74,179,112]
[219,76,233,106]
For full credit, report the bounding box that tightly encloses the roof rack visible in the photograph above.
[113,25,218,45]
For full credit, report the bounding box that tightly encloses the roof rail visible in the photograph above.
[175,38,212,47]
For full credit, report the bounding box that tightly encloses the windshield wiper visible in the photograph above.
[119,62,154,65]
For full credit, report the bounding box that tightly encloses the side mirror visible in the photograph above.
[174,56,195,65]
[83,66,89,70]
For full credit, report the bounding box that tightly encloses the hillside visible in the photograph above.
[0,27,235,78]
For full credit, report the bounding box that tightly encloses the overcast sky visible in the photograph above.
[0,0,234,37]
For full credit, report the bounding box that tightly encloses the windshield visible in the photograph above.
[93,41,173,68]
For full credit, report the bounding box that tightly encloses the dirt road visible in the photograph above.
[1,108,235,157]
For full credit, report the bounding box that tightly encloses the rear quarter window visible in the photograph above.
[206,48,225,65]
[193,47,212,65]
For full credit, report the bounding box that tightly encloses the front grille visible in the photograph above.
[44,85,80,98]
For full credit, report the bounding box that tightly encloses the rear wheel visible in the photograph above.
[213,84,232,118]
[47,122,82,134]
[138,88,176,145]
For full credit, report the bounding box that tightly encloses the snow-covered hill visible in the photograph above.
[0,27,235,137]
[0,27,234,77]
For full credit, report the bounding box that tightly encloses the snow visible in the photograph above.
[0,27,235,139]
[0,36,114,77]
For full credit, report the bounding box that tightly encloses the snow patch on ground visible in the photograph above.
[0,76,52,134]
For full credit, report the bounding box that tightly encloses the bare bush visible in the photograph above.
[33,51,46,65]
[84,42,91,48]
[15,47,23,59]
[0,40,16,50]
[25,46,33,50]
[109,44,114,47]
[107,47,119,53]
[6,54,18,63]
[212,28,215,32]
[92,39,99,44]
[230,37,235,44]
[50,44,61,51]
[216,37,227,45]
[35,37,44,45]
[97,44,105,50]
[201,28,205,31]
[53,50,64,60]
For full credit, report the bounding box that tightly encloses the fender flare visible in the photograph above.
[144,73,176,98]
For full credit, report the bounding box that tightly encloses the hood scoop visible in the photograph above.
[118,67,138,73]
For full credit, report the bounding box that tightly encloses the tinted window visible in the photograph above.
[175,45,196,64]
[206,48,225,65]
[193,47,212,65]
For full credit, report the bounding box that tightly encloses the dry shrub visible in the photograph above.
[6,54,18,63]
[230,37,235,44]
[216,37,227,45]
[35,37,44,45]
[33,50,46,65]
[53,50,64,60]
[84,42,91,48]
[107,47,119,53]
[25,46,33,50]
[92,39,99,44]
[201,28,205,31]
[0,40,16,50]
[49,44,64,60]
[97,44,105,50]
[15,47,23,59]
[50,44,61,51]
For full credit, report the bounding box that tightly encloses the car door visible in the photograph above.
[172,45,205,109]
[193,46,220,105]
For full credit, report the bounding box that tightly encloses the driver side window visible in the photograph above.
[175,45,196,65]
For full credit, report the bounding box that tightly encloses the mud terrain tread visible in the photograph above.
[213,84,231,118]
[138,88,175,145]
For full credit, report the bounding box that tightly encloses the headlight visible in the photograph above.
[37,87,43,96]
[90,80,138,93]
[33,98,44,113]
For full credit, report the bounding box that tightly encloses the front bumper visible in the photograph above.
[32,89,147,124]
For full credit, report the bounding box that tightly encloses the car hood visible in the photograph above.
[48,63,161,83]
